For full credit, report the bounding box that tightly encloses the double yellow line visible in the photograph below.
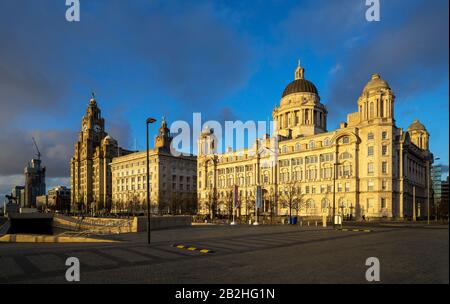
[173,244,214,254]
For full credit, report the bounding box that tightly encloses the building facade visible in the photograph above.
[197,62,434,220]
[10,186,24,206]
[441,177,449,220]
[48,186,71,213]
[110,119,197,214]
[70,95,134,213]
[431,165,442,218]
[24,159,46,208]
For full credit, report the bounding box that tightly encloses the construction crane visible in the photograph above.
[32,137,41,160]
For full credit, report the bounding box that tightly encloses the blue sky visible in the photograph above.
[0,0,448,194]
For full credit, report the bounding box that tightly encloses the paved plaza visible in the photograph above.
[0,223,448,284]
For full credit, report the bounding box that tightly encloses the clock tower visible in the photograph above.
[155,117,173,152]
[71,94,133,213]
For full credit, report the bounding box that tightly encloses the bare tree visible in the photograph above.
[279,180,302,222]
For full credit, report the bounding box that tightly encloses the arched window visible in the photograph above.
[321,198,330,210]
[307,200,315,209]
[295,143,301,151]
[340,152,352,160]
[323,138,330,146]
[309,140,315,149]
[282,146,288,154]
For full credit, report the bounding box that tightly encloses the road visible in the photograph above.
[0,224,448,284]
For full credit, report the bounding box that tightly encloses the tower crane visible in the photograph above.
[32,137,41,160]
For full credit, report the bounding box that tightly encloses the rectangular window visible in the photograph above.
[367,198,374,209]
[382,162,388,174]
[337,183,342,192]
[382,180,387,190]
[381,198,386,209]
[368,163,374,175]
[345,182,350,192]
[382,131,388,140]
[368,180,374,191]
[382,145,388,156]
[368,146,374,156]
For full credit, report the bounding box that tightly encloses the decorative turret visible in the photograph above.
[407,119,429,150]
[357,74,395,122]
[155,117,173,151]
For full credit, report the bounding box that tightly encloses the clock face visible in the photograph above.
[94,124,101,132]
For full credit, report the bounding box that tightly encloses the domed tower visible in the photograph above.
[357,74,395,123]
[198,125,217,156]
[273,61,327,138]
[407,119,429,150]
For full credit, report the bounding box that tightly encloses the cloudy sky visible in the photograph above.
[0,0,448,197]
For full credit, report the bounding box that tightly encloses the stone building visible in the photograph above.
[48,186,71,213]
[110,118,197,214]
[110,151,197,214]
[24,159,46,208]
[70,95,134,213]
[197,62,434,220]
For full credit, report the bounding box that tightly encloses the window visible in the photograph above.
[345,182,350,192]
[368,180,374,191]
[341,136,350,144]
[382,131,388,140]
[368,163,374,175]
[340,152,351,160]
[367,198,374,209]
[382,162,388,174]
[382,145,388,156]
[337,183,342,192]
[324,138,330,146]
[295,143,301,152]
[282,146,288,154]
[382,180,387,190]
[368,146,374,156]
[309,141,315,149]
[368,132,374,140]
[381,198,386,209]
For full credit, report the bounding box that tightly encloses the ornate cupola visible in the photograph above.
[407,119,429,150]
[357,74,395,123]
[273,60,327,139]
[155,117,173,151]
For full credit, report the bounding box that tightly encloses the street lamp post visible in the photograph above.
[146,117,156,244]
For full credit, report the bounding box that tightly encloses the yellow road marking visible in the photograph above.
[173,244,214,254]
